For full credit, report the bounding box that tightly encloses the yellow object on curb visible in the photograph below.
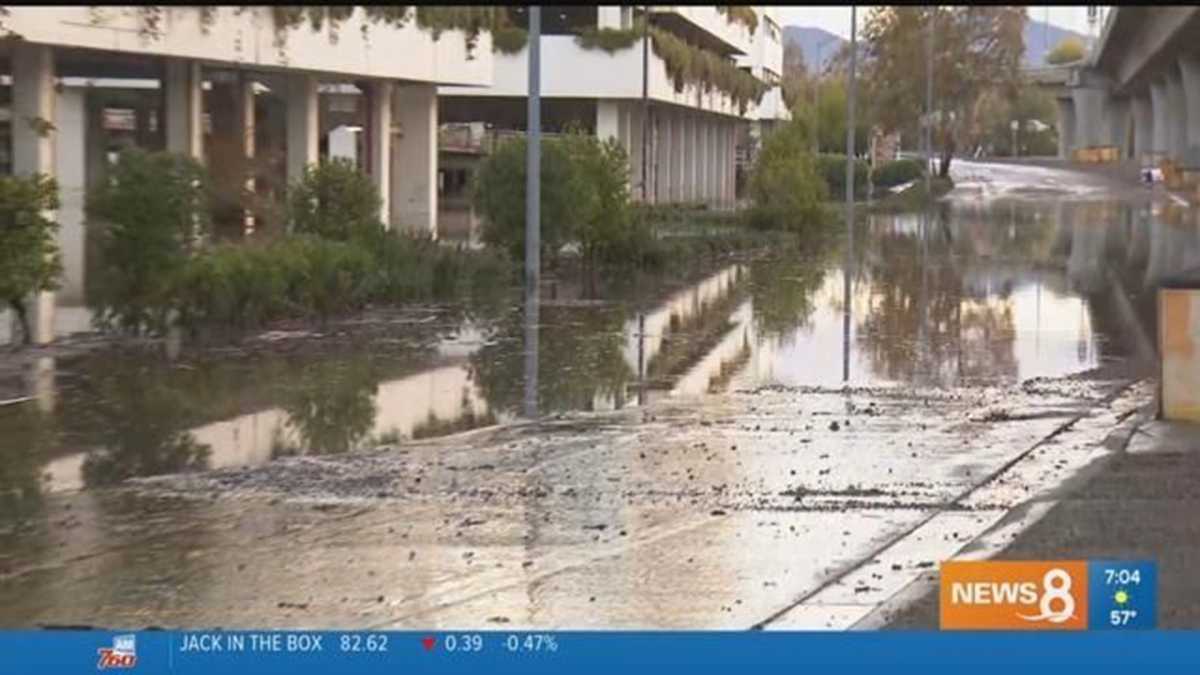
[1160,282,1200,422]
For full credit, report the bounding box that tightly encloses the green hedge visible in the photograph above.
[176,233,510,337]
[815,154,870,200]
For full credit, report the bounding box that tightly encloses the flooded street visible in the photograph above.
[0,160,1190,629]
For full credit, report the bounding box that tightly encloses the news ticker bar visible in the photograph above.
[13,629,1200,674]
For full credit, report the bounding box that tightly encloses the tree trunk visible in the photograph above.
[9,298,31,346]
[939,136,956,178]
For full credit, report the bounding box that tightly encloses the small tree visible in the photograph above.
[286,158,384,242]
[560,132,636,267]
[747,118,828,232]
[1046,37,1086,65]
[0,174,61,344]
[88,149,211,335]
[473,135,580,262]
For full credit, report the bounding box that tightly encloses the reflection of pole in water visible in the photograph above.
[637,312,646,406]
[918,209,929,384]
[523,7,542,420]
[842,5,857,384]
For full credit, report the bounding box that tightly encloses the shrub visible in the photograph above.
[559,132,644,266]
[815,153,870,200]
[474,129,656,268]
[871,158,925,189]
[295,236,376,321]
[746,120,829,232]
[88,149,210,335]
[176,240,288,333]
[575,26,640,53]
[0,173,62,344]
[492,25,527,54]
[473,135,580,262]
[287,158,384,242]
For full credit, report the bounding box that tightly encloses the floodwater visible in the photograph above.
[0,165,1174,499]
[0,160,1192,629]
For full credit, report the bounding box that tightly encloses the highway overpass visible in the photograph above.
[1056,6,1200,168]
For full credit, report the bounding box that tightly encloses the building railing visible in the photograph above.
[439,124,570,155]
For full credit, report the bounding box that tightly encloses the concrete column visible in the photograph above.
[696,115,706,203]
[1180,56,1200,163]
[165,59,203,159]
[655,111,671,204]
[597,6,622,29]
[630,105,645,201]
[724,120,734,204]
[693,116,706,203]
[285,73,319,185]
[1151,79,1169,156]
[1071,87,1107,149]
[1167,65,1188,162]
[669,110,683,203]
[366,80,393,225]
[680,114,694,203]
[54,88,86,307]
[390,83,437,235]
[1133,92,1154,163]
[1055,97,1076,159]
[705,117,715,205]
[12,42,57,345]
[716,122,728,208]
[236,73,256,234]
[596,99,620,142]
[1106,96,1131,156]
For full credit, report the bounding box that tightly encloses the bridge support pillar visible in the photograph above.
[1179,55,1200,166]
[1133,92,1154,164]
[1055,97,1076,159]
[1151,79,1170,159]
[1107,96,1131,155]
[1071,87,1110,150]
[1166,65,1188,162]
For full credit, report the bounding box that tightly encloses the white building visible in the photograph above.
[439,6,788,209]
[0,6,492,344]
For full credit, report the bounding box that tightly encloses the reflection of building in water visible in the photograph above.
[668,300,755,397]
[622,264,745,376]
[619,265,762,405]
[41,333,496,493]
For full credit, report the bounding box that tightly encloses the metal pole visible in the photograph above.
[641,6,651,202]
[842,6,857,384]
[523,5,541,420]
[925,6,934,190]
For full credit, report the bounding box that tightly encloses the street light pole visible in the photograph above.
[641,5,651,202]
[523,5,541,420]
[842,5,857,384]
[925,5,934,191]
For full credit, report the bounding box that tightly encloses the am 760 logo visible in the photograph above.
[97,634,137,669]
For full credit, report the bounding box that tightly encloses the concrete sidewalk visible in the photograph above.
[878,419,1200,629]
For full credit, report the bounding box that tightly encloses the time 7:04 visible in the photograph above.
[1104,569,1142,585]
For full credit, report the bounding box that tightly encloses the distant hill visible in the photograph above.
[784,17,1089,72]
[782,26,845,73]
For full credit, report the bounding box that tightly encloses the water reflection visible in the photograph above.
[1,196,1194,503]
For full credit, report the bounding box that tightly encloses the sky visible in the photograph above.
[776,6,1106,40]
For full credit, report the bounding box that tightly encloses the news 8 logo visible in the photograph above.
[939,560,1157,630]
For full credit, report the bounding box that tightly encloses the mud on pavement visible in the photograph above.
[0,369,1154,630]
